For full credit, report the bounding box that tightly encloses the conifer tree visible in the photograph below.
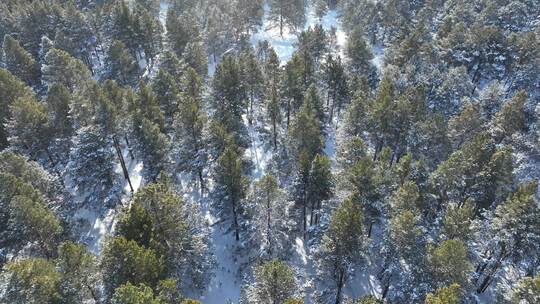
[106,40,140,86]
[308,154,333,226]
[428,239,472,289]
[324,54,350,120]
[346,26,375,81]
[491,90,527,143]
[212,55,249,146]
[425,284,461,304]
[317,196,366,304]
[173,84,207,191]
[389,210,423,261]
[57,242,100,303]
[266,84,281,150]
[0,69,35,149]
[41,48,92,92]
[101,236,165,300]
[2,35,40,86]
[66,123,118,208]
[45,84,73,147]
[117,180,212,292]
[215,144,247,241]
[268,0,306,37]
[511,275,540,304]
[3,258,62,304]
[247,174,291,258]
[6,94,51,162]
[247,260,297,304]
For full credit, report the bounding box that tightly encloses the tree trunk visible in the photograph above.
[124,135,134,160]
[114,136,133,192]
[266,190,272,256]
[198,169,205,195]
[335,268,345,304]
[232,197,240,241]
[272,119,277,150]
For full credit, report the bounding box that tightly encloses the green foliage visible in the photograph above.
[425,284,461,304]
[428,240,472,288]
[56,242,99,303]
[389,210,422,259]
[442,201,475,242]
[42,48,91,92]
[106,40,140,86]
[4,258,62,304]
[0,68,35,149]
[356,295,383,304]
[112,283,159,304]
[511,275,540,304]
[7,94,50,158]
[253,260,297,304]
[101,236,165,300]
[492,181,540,264]
[2,34,40,86]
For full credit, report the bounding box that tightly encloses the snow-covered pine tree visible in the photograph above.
[246,174,292,259]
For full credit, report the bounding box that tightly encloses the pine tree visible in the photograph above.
[442,201,475,242]
[447,101,485,149]
[268,0,306,37]
[317,196,366,304]
[54,6,96,70]
[215,144,248,241]
[234,0,264,36]
[105,40,140,86]
[480,182,540,291]
[248,260,297,304]
[3,258,62,304]
[212,55,249,147]
[101,236,165,300]
[346,26,375,80]
[173,81,207,191]
[152,70,181,128]
[388,180,422,214]
[117,180,212,291]
[133,4,163,63]
[266,84,281,150]
[283,54,306,127]
[166,10,199,57]
[428,239,472,289]
[112,283,157,304]
[57,242,100,303]
[288,96,324,162]
[241,49,264,124]
[45,84,73,145]
[183,41,208,77]
[324,54,350,120]
[6,94,51,162]
[0,171,62,257]
[247,174,291,258]
[389,210,423,261]
[0,69,35,149]
[491,90,527,143]
[425,284,461,304]
[66,124,118,208]
[308,154,333,226]
[511,275,540,304]
[41,48,92,92]
[2,35,40,86]
[429,132,512,212]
